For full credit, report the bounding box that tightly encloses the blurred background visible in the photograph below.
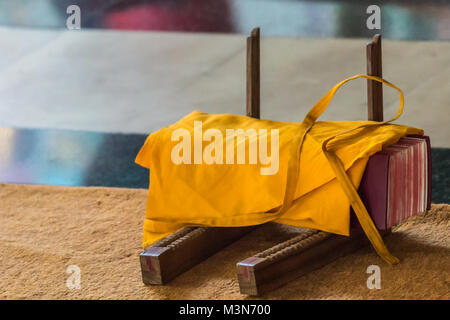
[0,0,449,40]
[0,0,448,202]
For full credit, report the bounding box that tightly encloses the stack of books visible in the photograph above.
[356,135,431,230]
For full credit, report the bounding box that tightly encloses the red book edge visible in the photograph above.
[408,135,431,210]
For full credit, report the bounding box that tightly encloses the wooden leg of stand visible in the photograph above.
[237,229,388,296]
[140,226,254,285]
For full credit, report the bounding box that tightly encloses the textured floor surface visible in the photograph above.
[0,183,448,300]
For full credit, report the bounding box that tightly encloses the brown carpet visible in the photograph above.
[0,183,448,300]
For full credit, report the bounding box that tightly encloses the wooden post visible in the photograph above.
[367,34,383,121]
[247,27,260,119]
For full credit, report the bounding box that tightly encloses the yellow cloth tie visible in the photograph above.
[311,75,405,265]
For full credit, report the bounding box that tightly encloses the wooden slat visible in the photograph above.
[140,226,254,285]
[237,229,389,296]
[367,34,383,121]
[246,27,260,119]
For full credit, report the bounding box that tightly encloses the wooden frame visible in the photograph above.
[140,30,386,295]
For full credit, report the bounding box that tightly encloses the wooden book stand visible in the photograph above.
[140,29,386,295]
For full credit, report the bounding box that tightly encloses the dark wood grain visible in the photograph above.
[140,226,254,285]
[237,229,390,296]
[367,34,383,121]
[246,27,260,119]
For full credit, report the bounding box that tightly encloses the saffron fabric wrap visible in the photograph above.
[136,75,423,264]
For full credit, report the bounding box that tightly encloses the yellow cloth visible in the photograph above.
[136,75,423,264]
